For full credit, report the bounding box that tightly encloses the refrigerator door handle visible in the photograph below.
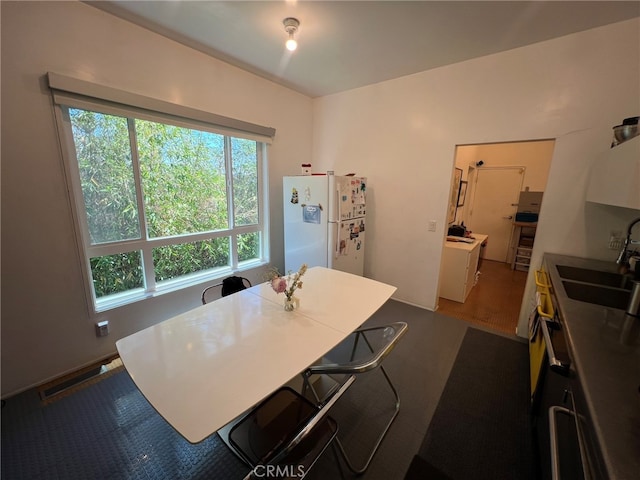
[333,186,341,224]
[328,174,337,223]
[333,182,344,260]
[328,222,337,268]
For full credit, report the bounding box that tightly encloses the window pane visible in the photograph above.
[90,251,143,297]
[136,120,228,237]
[153,238,230,282]
[237,232,260,262]
[69,109,140,244]
[231,138,258,226]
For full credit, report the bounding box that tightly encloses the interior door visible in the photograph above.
[468,167,523,262]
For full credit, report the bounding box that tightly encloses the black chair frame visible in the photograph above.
[201,276,252,304]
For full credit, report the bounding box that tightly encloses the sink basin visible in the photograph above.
[556,265,633,290]
[562,281,631,309]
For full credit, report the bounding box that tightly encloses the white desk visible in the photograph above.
[116,267,396,444]
[439,234,488,303]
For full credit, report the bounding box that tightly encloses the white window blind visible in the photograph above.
[48,72,276,143]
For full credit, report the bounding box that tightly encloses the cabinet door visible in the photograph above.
[586,136,640,209]
[463,244,481,301]
[439,247,470,302]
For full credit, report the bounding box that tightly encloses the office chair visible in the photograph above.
[201,276,252,304]
[301,321,408,474]
[229,376,356,479]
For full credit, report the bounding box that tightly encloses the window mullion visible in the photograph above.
[128,118,156,292]
[141,247,156,292]
[225,136,238,270]
[257,143,268,261]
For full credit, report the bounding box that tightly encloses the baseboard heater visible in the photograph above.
[38,354,122,403]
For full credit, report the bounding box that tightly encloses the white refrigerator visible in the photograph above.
[283,173,367,276]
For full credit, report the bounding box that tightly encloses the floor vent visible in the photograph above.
[38,355,123,404]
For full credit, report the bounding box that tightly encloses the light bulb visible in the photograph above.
[286,37,297,51]
[283,17,300,52]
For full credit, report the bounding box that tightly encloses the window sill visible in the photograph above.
[94,259,268,313]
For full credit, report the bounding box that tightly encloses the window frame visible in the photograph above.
[53,93,270,314]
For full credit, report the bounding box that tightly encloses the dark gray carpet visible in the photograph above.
[404,455,452,480]
[414,327,532,480]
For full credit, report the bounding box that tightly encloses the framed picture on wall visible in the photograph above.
[457,181,468,207]
[448,168,462,224]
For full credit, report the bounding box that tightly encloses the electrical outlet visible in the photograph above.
[95,320,109,337]
[428,220,437,232]
[609,236,623,250]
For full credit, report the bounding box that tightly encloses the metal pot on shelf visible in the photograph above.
[611,116,639,147]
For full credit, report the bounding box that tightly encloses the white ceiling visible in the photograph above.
[91,1,640,98]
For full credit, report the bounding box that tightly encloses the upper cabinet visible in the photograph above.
[586,135,640,210]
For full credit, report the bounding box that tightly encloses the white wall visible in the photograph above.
[2,2,639,397]
[311,19,640,335]
[1,1,313,396]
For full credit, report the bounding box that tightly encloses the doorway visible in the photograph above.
[439,139,555,334]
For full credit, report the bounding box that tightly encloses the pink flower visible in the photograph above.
[271,277,287,294]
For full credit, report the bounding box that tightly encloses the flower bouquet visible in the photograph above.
[267,263,307,311]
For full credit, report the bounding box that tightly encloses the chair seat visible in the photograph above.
[242,415,338,479]
[229,377,355,479]
[229,388,319,466]
[305,322,407,388]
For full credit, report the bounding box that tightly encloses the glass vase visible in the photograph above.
[284,297,295,311]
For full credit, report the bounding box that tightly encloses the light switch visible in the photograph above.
[428,220,437,232]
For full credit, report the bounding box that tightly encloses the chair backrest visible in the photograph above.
[201,276,252,304]
[306,322,408,375]
[231,375,355,476]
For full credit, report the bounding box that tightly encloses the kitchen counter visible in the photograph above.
[543,253,639,480]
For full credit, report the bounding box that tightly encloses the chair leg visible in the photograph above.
[331,443,346,479]
[301,372,317,402]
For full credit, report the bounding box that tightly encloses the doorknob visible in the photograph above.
[503,215,513,220]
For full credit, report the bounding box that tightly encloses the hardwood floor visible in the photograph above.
[437,259,528,335]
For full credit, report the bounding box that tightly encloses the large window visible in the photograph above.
[56,102,268,312]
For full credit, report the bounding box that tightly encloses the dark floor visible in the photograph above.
[1,300,530,480]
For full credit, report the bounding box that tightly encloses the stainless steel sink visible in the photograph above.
[561,281,631,309]
[556,265,633,290]
[556,265,634,309]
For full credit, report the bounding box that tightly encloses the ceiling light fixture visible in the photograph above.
[283,17,300,52]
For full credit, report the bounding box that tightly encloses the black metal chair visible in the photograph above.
[201,276,252,304]
[301,321,408,474]
[229,376,355,479]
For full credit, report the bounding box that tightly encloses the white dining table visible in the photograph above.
[116,267,396,444]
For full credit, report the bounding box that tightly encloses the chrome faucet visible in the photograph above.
[616,217,640,271]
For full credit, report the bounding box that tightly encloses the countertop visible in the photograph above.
[543,253,639,480]
[444,233,488,251]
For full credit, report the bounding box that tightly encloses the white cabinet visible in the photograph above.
[586,135,640,210]
[439,234,488,303]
